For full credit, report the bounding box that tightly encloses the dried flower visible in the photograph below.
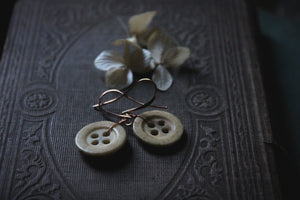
[148,30,191,91]
[94,43,154,89]
[113,11,157,48]
[94,11,190,91]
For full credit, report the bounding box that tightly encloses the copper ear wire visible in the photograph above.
[93,78,167,129]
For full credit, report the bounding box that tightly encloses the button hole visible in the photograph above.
[91,140,99,145]
[103,131,110,137]
[150,130,158,136]
[102,139,110,144]
[91,133,99,138]
[147,122,155,128]
[162,128,169,134]
[158,120,165,126]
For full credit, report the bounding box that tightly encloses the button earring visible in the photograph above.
[133,110,183,146]
[75,121,127,156]
[75,78,183,156]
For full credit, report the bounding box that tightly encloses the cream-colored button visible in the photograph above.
[75,121,126,156]
[133,110,183,146]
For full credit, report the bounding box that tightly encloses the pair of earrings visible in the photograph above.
[75,78,183,156]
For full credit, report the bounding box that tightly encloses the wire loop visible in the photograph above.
[93,78,167,126]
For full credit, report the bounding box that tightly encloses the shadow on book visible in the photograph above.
[80,142,133,172]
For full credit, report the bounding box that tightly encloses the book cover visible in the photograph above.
[0,0,279,199]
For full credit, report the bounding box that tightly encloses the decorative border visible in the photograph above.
[0,2,41,198]
[10,119,61,200]
[167,119,224,200]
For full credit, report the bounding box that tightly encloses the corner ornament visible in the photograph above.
[21,88,57,116]
[185,85,225,116]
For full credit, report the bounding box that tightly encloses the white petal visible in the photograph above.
[143,49,155,69]
[162,47,191,67]
[129,11,157,35]
[152,65,173,91]
[129,49,154,73]
[94,51,124,71]
[105,68,133,89]
[147,30,174,63]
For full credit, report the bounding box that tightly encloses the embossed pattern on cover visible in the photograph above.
[0,0,279,199]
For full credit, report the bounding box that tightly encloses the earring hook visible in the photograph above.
[92,78,167,122]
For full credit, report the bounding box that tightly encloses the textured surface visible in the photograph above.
[0,0,279,199]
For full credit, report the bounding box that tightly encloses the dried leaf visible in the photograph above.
[152,65,173,91]
[112,37,141,49]
[136,32,149,48]
[162,47,191,67]
[105,68,133,89]
[94,51,124,71]
[129,49,154,73]
[136,27,160,47]
[147,30,174,63]
[129,11,157,35]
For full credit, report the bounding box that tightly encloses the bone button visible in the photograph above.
[75,121,126,156]
[133,110,183,146]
